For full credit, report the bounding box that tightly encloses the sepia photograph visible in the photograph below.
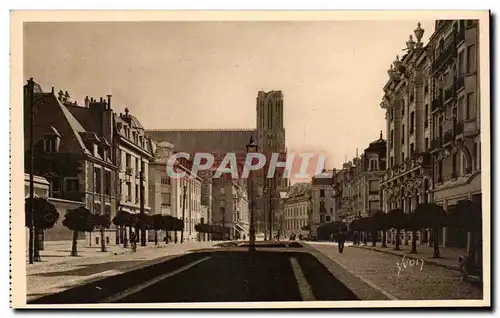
[10,10,490,309]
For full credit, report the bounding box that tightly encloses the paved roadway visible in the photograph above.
[29,246,361,303]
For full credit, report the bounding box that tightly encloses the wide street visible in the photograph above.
[27,241,482,304]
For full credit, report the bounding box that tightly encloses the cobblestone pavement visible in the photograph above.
[307,242,483,300]
[27,241,220,300]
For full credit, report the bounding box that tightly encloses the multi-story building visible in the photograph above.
[310,173,335,237]
[379,22,432,246]
[283,182,311,237]
[25,83,119,245]
[335,133,386,224]
[379,20,481,248]
[148,141,175,217]
[171,156,203,241]
[428,19,482,248]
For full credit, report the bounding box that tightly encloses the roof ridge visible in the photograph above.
[146,128,255,132]
[55,95,91,155]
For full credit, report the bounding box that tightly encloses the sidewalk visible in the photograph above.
[352,243,465,271]
[27,240,221,300]
[306,242,482,300]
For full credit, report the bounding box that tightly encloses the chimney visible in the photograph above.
[356,148,358,158]
[84,96,90,108]
[106,94,112,110]
[64,91,70,103]
[58,90,64,101]
[51,86,54,94]
[380,130,383,140]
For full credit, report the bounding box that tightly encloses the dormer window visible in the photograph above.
[44,127,62,153]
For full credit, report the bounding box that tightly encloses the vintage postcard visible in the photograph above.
[10,10,490,309]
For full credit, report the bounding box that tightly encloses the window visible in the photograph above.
[410,111,415,134]
[466,93,475,120]
[320,189,325,197]
[161,193,171,206]
[452,153,457,177]
[104,170,111,195]
[65,178,79,192]
[330,208,333,213]
[390,156,394,167]
[402,99,405,116]
[458,50,465,75]
[424,84,429,95]
[94,168,101,194]
[390,130,394,148]
[425,137,429,151]
[402,152,405,162]
[51,178,60,193]
[401,125,405,144]
[135,185,139,202]
[369,180,379,193]
[473,142,478,170]
[424,105,429,127]
[369,200,379,211]
[410,143,415,155]
[325,215,331,222]
[467,45,476,73]
[369,159,377,171]
[126,153,131,168]
[161,176,171,185]
[126,182,131,200]
[320,215,324,223]
[44,137,57,152]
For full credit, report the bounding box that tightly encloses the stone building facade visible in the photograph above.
[283,183,311,237]
[379,20,482,248]
[310,174,335,237]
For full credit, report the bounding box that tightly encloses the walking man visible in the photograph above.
[337,230,346,253]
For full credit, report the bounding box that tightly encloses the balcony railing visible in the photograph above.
[443,130,453,144]
[430,139,442,150]
[432,44,455,72]
[432,91,444,112]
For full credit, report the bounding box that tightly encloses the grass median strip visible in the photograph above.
[102,256,212,303]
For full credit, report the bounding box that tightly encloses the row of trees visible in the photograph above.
[348,201,482,260]
[25,197,186,262]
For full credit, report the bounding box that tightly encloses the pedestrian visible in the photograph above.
[337,230,346,253]
[353,231,359,246]
[130,232,137,252]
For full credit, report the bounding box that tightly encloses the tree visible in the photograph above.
[25,197,60,262]
[386,209,406,250]
[149,214,165,245]
[62,206,95,256]
[448,200,482,263]
[371,211,390,247]
[112,210,133,248]
[414,203,448,258]
[93,214,111,252]
[405,212,420,254]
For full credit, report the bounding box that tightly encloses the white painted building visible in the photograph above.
[283,183,311,237]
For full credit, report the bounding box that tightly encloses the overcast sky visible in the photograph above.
[24,20,434,170]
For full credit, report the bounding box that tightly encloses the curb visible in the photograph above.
[353,245,460,271]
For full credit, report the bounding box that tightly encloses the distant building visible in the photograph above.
[146,90,288,235]
[283,183,311,237]
[310,173,335,236]
[334,132,387,223]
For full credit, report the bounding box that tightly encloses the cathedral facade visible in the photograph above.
[146,90,287,236]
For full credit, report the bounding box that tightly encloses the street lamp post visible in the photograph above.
[246,137,258,252]
[181,185,187,243]
[27,78,35,264]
